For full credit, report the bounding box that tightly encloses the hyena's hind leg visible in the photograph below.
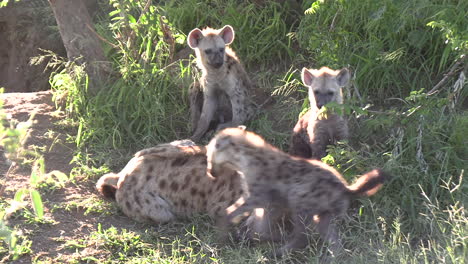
[189,81,204,133]
[315,211,343,256]
[96,173,120,199]
[242,189,290,242]
[242,207,286,243]
[135,143,204,158]
[126,192,177,223]
[274,211,315,257]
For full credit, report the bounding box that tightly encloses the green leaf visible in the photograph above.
[30,170,39,188]
[52,171,69,183]
[76,122,83,146]
[127,14,137,24]
[37,158,45,176]
[30,190,44,219]
[109,10,120,17]
[14,188,29,202]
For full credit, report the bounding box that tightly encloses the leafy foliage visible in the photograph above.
[298,0,467,101]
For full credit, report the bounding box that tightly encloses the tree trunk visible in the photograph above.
[48,0,110,94]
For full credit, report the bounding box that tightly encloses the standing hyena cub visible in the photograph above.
[207,127,389,257]
[290,67,350,159]
[187,25,254,141]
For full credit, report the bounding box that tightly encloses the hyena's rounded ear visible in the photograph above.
[220,25,235,45]
[336,68,350,86]
[187,28,203,49]
[301,68,314,86]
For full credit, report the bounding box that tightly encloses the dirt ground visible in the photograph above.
[0,91,147,263]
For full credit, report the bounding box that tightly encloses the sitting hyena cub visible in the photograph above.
[187,25,254,141]
[96,140,247,223]
[207,127,389,257]
[290,67,350,159]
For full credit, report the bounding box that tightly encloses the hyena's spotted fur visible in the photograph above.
[187,25,254,141]
[290,67,350,159]
[96,140,247,223]
[207,127,389,257]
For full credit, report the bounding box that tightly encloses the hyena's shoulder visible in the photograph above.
[225,48,252,89]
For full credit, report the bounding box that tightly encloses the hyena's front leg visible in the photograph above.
[191,94,217,141]
[216,88,248,131]
[216,194,270,243]
[308,124,330,160]
[309,140,328,160]
[215,196,248,242]
[334,119,349,142]
[244,206,287,243]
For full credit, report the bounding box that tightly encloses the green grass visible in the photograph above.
[3,0,467,262]
[164,0,298,67]
[297,0,467,102]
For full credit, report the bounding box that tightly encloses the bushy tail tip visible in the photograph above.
[96,173,119,200]
[347,169,390,196]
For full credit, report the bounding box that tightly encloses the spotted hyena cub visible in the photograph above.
[290,67,350,159]
[207,127,389,257]
[96,140,247,223]
[187,25,254,141]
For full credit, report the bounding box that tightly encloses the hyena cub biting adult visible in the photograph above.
[290,67,350,159]
[207,127,389,257]
[187,25,254,141]
[96,139,277,242]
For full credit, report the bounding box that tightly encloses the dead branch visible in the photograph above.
[428,54,466,95]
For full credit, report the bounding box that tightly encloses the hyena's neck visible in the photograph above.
[202,66,228,79]
[200,64,228,85]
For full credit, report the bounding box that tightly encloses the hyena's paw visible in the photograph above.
[272,246,292,258]
[214,216,231,245]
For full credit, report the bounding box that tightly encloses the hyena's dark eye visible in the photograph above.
[327,91,334,96]
[219,47,224,53]
[314,91,319,95]
[205,49,212,54]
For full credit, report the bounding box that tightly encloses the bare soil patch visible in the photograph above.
[0,91,145,263]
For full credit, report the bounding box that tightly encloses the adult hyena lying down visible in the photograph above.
[96,140,248,223]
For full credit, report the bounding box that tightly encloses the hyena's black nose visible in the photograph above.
[212,62,223,68]
[316,100,325,108]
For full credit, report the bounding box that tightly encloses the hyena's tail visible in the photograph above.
[96,173,120,200]
[347,169,390,196]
